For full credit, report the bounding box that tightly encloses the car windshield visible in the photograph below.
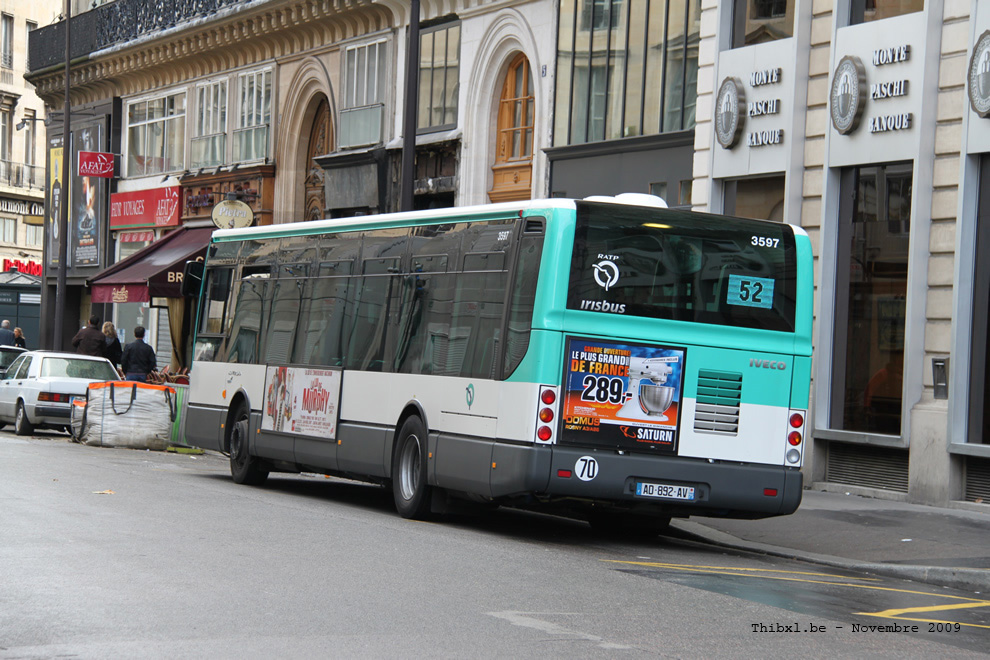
[40,357,118,381]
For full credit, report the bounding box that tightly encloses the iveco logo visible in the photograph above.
[750,358,787,371]
[592,260,620,291]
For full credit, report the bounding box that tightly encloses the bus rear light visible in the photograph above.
[789,412,804,428]
[541,389,556,405]
[788,431,802,446]
[539,408,554,423]
[764,488,778,497]
[535,385,559,444]
[557,469,572,478]
[537,426,553,441]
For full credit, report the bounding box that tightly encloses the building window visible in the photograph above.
[127,92,186,177]
[850,0,923,25]
[0,217,14,243]
[25,21,36,70]
[1,15,12,69]
[0,107,11,163]
[22,109,35,167]
[191,80,227,168]
[732,0,794,48]
[554,0,701,146]
[831,163,912,436]
[723,175,786,221]
[26,224,42,246]
[340,39,387,149]
[234,69,271,162]
[418,21,460,133]
[489,53,535,203]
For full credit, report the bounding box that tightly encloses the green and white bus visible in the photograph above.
[184,194,812,529]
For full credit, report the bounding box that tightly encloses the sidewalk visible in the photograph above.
[670,489,990,594]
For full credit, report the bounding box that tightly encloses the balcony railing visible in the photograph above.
[0,161,45,190]
[28,0,248,73]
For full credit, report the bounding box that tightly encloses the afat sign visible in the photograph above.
[110,187,182,229]
[78,151,115,178]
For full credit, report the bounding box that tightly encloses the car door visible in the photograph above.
[0,355,26,420]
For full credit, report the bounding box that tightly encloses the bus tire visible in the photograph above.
[392,416,431,520]
[229,403,268,486]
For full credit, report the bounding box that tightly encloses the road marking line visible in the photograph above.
[605,560,879,580]
[488,611,632,650]
[856,602,990,630]
[605,560,987,602]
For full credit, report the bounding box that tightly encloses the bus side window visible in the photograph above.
[504,234,544,377]
[199,268,233,335]
[227,277,269,365]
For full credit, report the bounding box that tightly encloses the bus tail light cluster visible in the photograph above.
[535,385,560,444]
[785,410,806,464]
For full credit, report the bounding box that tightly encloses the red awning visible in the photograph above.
[89,226,214,304]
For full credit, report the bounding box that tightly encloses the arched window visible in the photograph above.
[489,54,534,203]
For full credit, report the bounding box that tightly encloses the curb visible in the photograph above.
[670,520,990,595]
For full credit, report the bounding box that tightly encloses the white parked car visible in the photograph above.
[0,351,120,435]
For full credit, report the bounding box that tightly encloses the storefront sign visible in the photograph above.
[211,199,254,229]
[830,56,867,135]
[749,68,781,87]
[110,187,182,229]
[869,113,913,133]
[748,99,780,117]
[873,45,910,66]
[871,80,909,100]
[77,151,115,178]
[715,77,746,149]
[968,30,990,118]
[3,259,42,276]
[748,129,784,147]
[0,199,44,215]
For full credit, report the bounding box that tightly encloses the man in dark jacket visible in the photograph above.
[0,320,15,347]
[121,325,157,382]
[72,316,106,357]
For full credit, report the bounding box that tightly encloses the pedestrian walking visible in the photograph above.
[102,321,122,368]
[72,316,106,358]
[121,325,157,382]
[12,327,26,349]
[0,320,15,346]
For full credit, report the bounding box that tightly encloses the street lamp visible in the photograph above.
[54,0,70,350]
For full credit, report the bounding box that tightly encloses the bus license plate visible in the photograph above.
[636,482,695,500]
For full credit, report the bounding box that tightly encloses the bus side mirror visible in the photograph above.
[181,261,204,297]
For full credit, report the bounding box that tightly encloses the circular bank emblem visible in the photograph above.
[968,30,990,118]
[829,56,866,135]
[714,77,745,149]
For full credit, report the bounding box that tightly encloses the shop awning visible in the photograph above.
[89,226,214,304]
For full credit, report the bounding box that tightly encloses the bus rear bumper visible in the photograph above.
[539,446,803,519]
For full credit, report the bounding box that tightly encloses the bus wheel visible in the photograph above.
[392,416,431,519]
[229,403,268,486]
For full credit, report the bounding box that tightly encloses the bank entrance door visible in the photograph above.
[972,156,990,443]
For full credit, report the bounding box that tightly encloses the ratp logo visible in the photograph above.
[465,383,475,410]
[592,260,620,291]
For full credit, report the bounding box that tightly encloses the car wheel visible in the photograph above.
[14,401,34,436]
[228,403,268,486]
[392,416,432,520]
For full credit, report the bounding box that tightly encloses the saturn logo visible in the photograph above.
[592,260,620,291]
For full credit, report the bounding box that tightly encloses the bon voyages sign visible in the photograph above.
[262,366,342,439]
[110,187,182,229]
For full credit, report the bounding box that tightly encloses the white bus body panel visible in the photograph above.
[188,362,267,409]
[676,398,789,465]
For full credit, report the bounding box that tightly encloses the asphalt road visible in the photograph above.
[2,432,987,658]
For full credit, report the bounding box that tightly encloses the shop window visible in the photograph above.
[731,0,794,48]
[127,92,186,176]
[554,0,701,146]
[723,176,785,221]
[489,53,535,203]
[831,163,912,436]
[341,40,387,148]
[234,69,271,162]
[418,21,460,133]
[849,0,924,25]
[192,80,227,168]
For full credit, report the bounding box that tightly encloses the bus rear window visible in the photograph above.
[567,202,797,332]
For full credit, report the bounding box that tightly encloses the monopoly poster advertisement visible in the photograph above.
[262,366,341,439]
[560,337,686,453]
